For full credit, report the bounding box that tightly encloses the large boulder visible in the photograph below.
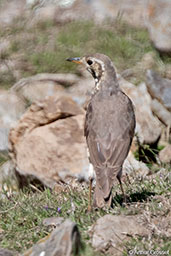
[11,73,79,103]
[118,77,162,144]
[0,0,26,27]
[88,0,147,27]
[0,91,26,153]
[67,77,94,107]
[67,73,163,145]
[146,70,171,129]
[9,96,89,188]
[0,91,26,127]
[146,70,171,112]
[146,0,171,53]
[123,151,149,178]
[151,99,171,127]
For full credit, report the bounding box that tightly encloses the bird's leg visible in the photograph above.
[117,174,126,204]
[88,177,93,212]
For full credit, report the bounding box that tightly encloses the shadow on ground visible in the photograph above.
[112,190,156,207]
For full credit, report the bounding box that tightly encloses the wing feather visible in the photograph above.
[85,90,135,198]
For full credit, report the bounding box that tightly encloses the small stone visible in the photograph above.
[91,214,149,255]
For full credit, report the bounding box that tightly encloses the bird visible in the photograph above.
[66,53,135,209]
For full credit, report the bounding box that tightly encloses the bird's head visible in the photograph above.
[66,53,117,89]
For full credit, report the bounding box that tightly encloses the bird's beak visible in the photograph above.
[66,57,82,64]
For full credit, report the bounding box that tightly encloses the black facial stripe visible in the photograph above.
[91,68,97,79]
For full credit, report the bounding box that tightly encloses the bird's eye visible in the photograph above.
[87,60,93,65]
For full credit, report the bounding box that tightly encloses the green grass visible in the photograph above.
[0,155,8,166]
[0,165,170,255]
[0,18,170,88]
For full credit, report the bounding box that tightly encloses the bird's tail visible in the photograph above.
[93,185,112,208]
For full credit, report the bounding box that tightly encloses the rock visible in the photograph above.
[0,91,26,152]
[28,0,93,25]
[0,160,17,193]
[26,0,147,27]
[0,91,26,126]
[159,144,171,164]
[146,0,171,53]
[86,0,147,27]
[123,151,149,179]
[67,77,94,107]
[0,128,9,154]
[69,74,163,145]
[165,64,171,80]
[0,248,16,256]
[151,99,171,127]
[0,0,26,27]
[9,96,89,188]
[11,73,79,103]
[119,77,162,144]
[146,70,171,112]
[22,219,82,256]
[91,214,148,255]
[43,217,64,228]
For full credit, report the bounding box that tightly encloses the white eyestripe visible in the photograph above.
[93,58,105,91]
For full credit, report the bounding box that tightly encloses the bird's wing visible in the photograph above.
[84,92,135,198]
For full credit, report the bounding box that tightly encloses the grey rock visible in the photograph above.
[146,0,171,53]
[0,127,9,153]
[0,160,17,193]
[91,214,149,255]
[11,73,79,103]
[43,217,64,227]
[0,248,16,256]
[0,91,26,126]
[123,152,149,178]
[151,99,171,127]
[23,219,82,256]
[119,77,162,144]
[0,91,26,153]
[67,77,94,107]
[26,0,148,27]
[146,70,171,112]
[0,0,26,27]
[159,144,171,164]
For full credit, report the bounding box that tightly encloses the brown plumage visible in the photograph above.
[67,53,135,208]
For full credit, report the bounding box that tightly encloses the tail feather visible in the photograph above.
[93,185,112,208]
[95,167,110,198]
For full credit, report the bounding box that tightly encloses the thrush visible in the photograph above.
[66,53,135,208]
